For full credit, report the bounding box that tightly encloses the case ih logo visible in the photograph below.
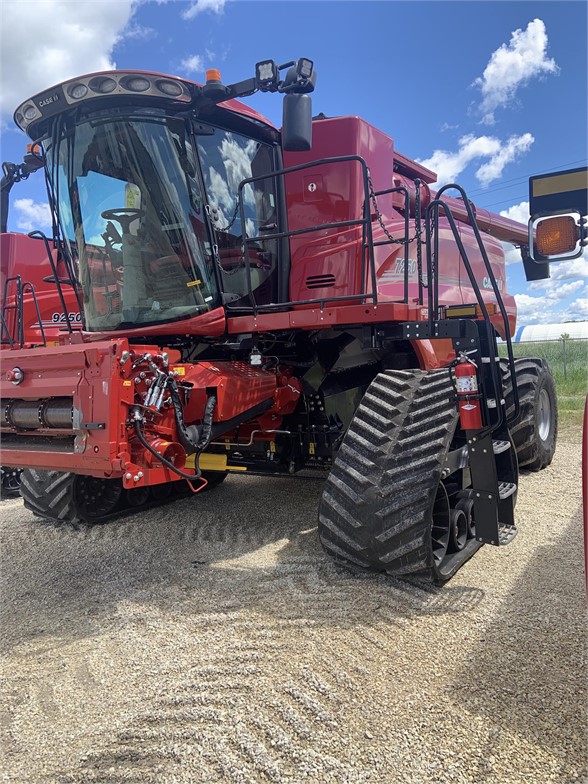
[483,276,503,291]
[38,93,60,108]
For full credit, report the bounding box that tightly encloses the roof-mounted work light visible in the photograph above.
[296,58,313,80]
[255,60,279,91]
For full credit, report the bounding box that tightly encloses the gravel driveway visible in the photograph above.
[1,440,586,783]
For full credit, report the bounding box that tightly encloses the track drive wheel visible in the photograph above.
[20,469,123,525]
[318,369,482,582]
[501,358,558,470]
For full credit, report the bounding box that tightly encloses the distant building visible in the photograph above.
[512,322,588,342]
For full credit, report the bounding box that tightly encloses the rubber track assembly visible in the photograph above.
[318,368,474,581]
[19,469,225,526]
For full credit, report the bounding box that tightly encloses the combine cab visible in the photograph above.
[0,59,560,581]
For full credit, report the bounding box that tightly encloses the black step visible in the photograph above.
[498,481,517,500]
[498,523,518,546]
[492,439,511,455]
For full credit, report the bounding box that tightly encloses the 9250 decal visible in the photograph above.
[51,312,82,324]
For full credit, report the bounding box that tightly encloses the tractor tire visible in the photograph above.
[318,368,481,582]
[20,470,122,525]
[501,358,558,471]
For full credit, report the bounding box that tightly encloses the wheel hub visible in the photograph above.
[538,387,552,442]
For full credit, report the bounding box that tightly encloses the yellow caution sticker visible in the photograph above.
[309,442,316,455]
[172,366,186,376]
[186,280,202,287]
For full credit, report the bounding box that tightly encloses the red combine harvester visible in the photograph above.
[0,59,566,581]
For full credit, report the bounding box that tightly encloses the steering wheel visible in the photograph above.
[101,208,145,235]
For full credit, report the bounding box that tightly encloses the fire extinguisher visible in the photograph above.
[453,354,483,430]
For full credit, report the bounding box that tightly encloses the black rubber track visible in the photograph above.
[318,368,464,581]
[500,358,558,471]
[21,470,85,525]
[20,468,229,526]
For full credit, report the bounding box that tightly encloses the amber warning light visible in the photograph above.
[535,215,579,257]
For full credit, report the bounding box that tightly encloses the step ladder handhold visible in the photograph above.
[498,523,518,545]
[492,439,511,455]
[498,481,517,500]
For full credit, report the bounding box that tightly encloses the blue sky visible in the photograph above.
[1,0,586,324]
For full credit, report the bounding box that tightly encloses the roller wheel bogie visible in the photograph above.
[318,369,482,583]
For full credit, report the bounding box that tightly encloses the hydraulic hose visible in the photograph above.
[168,380,201,454]
[133,420,207,493]
[197,395,217,449]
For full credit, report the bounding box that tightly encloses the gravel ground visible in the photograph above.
[0,440,586,784]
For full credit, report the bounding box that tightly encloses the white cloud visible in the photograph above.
[503,244,523,266]
[123,23,156,41]
[182,0,227,20]
[0,0,136,117]
[500,201,530,225]
[419,133,534,188]
[529,253,588,290]
[514,293,552,324]
[563,298,588,321]
[500,201,529,265]
[13,198,52,231]
[546,279,585,302]
[512,248,587,323]
[475,134,534,186]
[549,252,588,281]
[181,54,205,73]
[473,18,559,124]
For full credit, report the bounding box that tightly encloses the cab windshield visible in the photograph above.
[46,114,219,331]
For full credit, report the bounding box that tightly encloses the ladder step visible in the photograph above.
[498,481,517,500]
[492,439,511,455]
[498,523,518,546]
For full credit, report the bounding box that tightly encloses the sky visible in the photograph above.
[1,0,586,325]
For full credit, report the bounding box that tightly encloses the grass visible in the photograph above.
[499,339,587,442]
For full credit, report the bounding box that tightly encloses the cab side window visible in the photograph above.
[197,129,278,306]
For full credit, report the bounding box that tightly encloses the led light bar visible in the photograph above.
[14,71,192,133]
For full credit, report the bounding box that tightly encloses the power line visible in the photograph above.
[466,158,588,198]
[477,194,529,210]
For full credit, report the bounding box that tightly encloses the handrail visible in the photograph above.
[435,183,520,423]
[425,188,520,431]
[0,275,46,348]
[233,155,411,314]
